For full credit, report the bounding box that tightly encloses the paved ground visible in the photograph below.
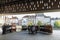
[0,30,60,40]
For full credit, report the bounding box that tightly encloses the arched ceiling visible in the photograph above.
[0,0,60,13]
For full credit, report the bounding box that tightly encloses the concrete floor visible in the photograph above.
[0,30,60,40]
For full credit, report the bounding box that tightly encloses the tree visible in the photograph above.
[54,20,60,28]
[28,21,33,26]
[37,21,42,27]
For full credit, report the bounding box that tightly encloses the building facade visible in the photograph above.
[51,18,60,27]
[22,13,51,26]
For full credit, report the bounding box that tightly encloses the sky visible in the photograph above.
[44,12,60,18]
[5,12,60,20]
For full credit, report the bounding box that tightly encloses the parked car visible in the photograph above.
[11,23,16,32]
[22,25,27,30]
[2,24,12,34]
[28,25,37,34]
[28,24,53,34]
[2,23,16,34]
[40,25,53,34]
[6,25,12,33]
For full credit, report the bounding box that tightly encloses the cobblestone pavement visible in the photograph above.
[0,30,60,40]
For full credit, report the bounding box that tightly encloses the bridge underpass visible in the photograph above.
[0,0,60,40]
[0,12,59,40]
